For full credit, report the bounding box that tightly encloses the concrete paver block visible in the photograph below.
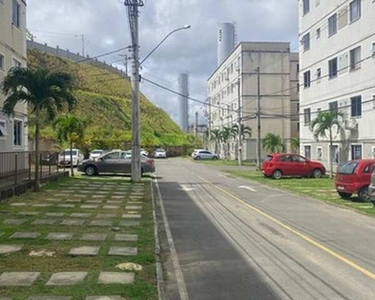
[81,205,99,209]
[61,219,85,226]
[114,234,138,242]
[45,213,65,217]
[19,211,40,216]
[46,272,88,285]
[58,204,76,208]
[11,232,40,239]
[0,272,40,286]
[81,233,107,241]
[69,246,100,256]
[103,205,120,210]
[0,245,23,254]
[90,220,113,227]
[11,203,27,207]
[4,219,27,225]
[33,204,53,208]
[96,214,117,219]
[86,200,102,204]
[70,213,92,218]
[98,272,134,285]
[46,233,73,240]
[108,247,137,256]
[32,219,56,225]
[122,214,141,219]
[119,221,140,227]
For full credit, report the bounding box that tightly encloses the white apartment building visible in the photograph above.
[208,42,299,161]
[0,0,28,152]
[299,0,375,167]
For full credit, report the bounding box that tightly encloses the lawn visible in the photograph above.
[227,170,375,216]
[0,175,157,300]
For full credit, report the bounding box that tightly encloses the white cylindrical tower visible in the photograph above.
[178,73,189,132]
[218,22,235,66]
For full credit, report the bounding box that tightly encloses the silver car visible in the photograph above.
[78,151,155,176]
[193,150,219,160]
[369,170,375,201]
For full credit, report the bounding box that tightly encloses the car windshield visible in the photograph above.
[156,149,165,152]
[338,162,358,174]
[91,150,103,154]
[264,155,273,162]
[61,151,77,156]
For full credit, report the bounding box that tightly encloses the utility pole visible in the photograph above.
[237,72,242,166]
[195,111,199,147]
[119,54,130,76]
[125,0,144,182]
[256,67,262,170]
[208,97,211,151]
[76,34,85,57]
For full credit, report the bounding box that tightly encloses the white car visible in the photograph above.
[59,149,84,167]
[191,149,205,158]
[154,149,167,158]
[141,149,149,157]
[193,150,219,160]
[89,149,104,160]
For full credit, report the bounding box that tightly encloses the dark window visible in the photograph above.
[12,0,20,27]
[351,145,362,160]
[104,152,120,160]
[317,68,321,80]
[329,57,338,78]
[350,46,361,70]
[349,0,361,23]
[363,164,375,174]
[292,155,307,163]
[304,146,311,160]
[351,96,362,117]
[13,120,22,146]
[304,108,311,125]
[303,0,310,15]
[316,28,321,39]
[278,155,292,162]
[328,14,338,36]
[303,71,311,88]
[302,33,310,51]
[0,54,4,70]
[329,101,338,113]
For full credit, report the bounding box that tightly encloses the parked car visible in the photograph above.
[40,152,59,166]
[262,153,325,180]
[154,149,167,158]
[193,150,219,160]
[78,151,155,176]
[58,149,84,167]
[141,149,149,157]
[369,168,375,202]
[89,149,104,160]
[335,159,375,201]
[191,149,205,158]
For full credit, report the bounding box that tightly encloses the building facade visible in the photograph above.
[0,0,28,152]
[208,42,299,161]
[299,0,375,168]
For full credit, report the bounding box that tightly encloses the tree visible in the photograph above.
[311,110,344,178]
[232,124,252,165]
[290,137,300,154]
[54,115,86,177]
[210,129,221,154]
[1,68,76,190]
[262,133,284,154]
[220,126,236,159]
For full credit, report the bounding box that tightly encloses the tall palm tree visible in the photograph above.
[262,133,284,154]
[290,137,300,154]
[54,115,86,177]
[210,129,221,154]
[232,124,252,164]
[1,68,76,190]
[311,110,344,178]
[220,126,236,159]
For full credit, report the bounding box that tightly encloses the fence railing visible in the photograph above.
[0,151,61,188]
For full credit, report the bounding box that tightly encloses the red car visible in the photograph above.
[335,159,375,201]
[262,153,326,180]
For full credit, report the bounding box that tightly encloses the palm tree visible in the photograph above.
[220,126,236,159]
[1,68,76,190]
[232,124,252,165]
[54,115,86,177]
[262,133,284,154]
[311,110,344,178]
[210,129,221,154]
[290,137,300,154]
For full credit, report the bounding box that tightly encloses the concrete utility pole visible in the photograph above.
[256,67,262,170]
[125,0,144,182]
[119,54,130,76]
[195,111,199,147]
[208,97,211,151]
[237,73,242,166]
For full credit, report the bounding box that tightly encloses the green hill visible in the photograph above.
[27,49,192,152]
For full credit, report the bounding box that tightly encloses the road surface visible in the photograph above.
[153,158,375,300]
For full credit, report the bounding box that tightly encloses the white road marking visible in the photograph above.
[154,177,190,300]
[238,185,257,192]
[180,185,195,192]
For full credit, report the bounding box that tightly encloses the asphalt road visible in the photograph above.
[154,158,375,300]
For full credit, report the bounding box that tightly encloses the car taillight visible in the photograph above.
[147,159,154,166]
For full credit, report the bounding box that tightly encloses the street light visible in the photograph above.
[140,25,191,65]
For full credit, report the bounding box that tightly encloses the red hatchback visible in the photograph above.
[262,153,326,180]
[335,160,375,201]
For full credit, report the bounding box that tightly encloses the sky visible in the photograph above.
[27,0,299,126]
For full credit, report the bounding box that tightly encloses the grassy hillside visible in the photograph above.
[27,49,191,151]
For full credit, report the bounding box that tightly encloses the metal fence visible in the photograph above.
[0,151,61,188]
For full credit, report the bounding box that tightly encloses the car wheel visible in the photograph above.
[212,156,218,160]
[312,168,323,179]
[338,192,352,199]
[196,156,201,160]
[359,186,371,202]
[85,165,97,176]
[272,170,283,180]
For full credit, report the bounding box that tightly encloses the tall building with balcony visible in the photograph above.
[0,0,28,152]
[208,42,299,161]
[299,0,375,167]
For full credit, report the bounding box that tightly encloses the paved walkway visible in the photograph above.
[0,178,151,299]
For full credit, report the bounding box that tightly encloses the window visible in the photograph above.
[0,120,6,138]
[351,145,362,160]
[373,95,375,109]
[316,68,322,80]
[363,164,375,174]
[329,101,338,113]
[278,155,292,162]
[351,96,362,117]
[331,145,339,163]
[328,14,338,36]
[0,54,4,70]
[302,33,310,51]
[303,0,310,15]
[304,146,311,160]
[338,8,349,30]
[304,108,311,125]
[329,58,338,78]
[317,147,322,161]
[316,28,321,39]
[350,46,361,70]
[13,58,21,68]
[13,119,22,146]
[12,0,21,27]
[303,71,311,88]
[349,0,361,23]
[292,155,307,163]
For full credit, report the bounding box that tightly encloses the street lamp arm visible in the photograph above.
[140,25,191,65]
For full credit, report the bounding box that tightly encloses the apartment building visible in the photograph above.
[208,42,299,161]
[299,0,375,167]
[0,0,28,152]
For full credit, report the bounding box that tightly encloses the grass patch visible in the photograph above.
[0,175,157,300]
[227,170,375,216]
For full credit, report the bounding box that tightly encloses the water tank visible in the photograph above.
[178,73,189,132]
[218,22,235,66]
